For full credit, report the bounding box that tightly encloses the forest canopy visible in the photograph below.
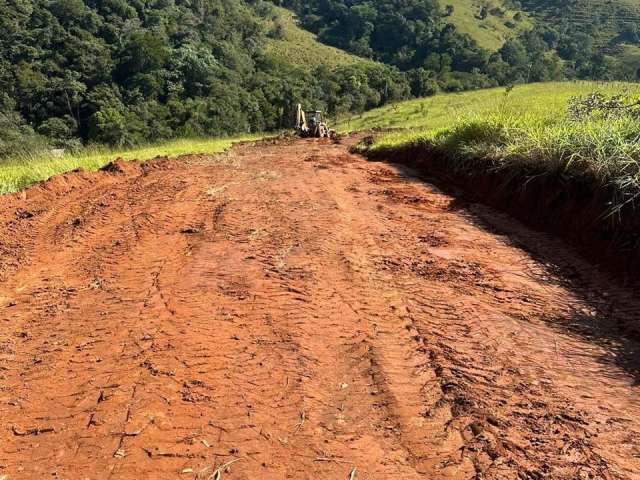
[279,0,639,85]
[0,0,409,154]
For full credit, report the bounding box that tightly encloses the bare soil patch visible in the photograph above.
[1,138,639,479]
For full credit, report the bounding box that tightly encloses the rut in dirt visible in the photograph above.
[1,137,640,480]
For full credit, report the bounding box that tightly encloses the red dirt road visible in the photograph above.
[1,138,640,479]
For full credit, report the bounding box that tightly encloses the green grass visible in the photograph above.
[338,82,639,133]
[347,81,640,215]
[450,0,640,54]
[264,7,375,71]
[445,0,532,50]
[0,136,260,195]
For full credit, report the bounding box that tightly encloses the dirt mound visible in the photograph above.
[101,158,143,175]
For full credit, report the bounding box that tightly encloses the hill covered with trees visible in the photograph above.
[0,0,409,155]
[280,0,640,88]
[2,0,639,156]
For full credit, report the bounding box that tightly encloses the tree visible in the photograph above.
[89,107,129,146]
[117,32,170,78]
[408,68,438,97]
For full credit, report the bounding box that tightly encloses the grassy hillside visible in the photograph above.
[339,82,637,132]
[445,0,533,50]
[264,7,374,70]
[349,81,640,217]
[445,0,640,53]
[520,0,640,47]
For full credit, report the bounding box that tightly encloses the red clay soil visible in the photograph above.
[364,145,640,276]
[1,137,640,479]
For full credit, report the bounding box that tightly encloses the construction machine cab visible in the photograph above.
[309,111,322,126]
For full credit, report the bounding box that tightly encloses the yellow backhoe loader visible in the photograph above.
[295,104,333,138]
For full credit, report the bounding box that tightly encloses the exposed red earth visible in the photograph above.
[1,137,639,479]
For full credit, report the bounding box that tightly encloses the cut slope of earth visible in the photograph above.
[346,82,640,270]
[1,138,639,479]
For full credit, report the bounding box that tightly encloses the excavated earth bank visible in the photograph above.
[365,145,640,278]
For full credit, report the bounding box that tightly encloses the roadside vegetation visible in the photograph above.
[349,82,640,217]
[0,136,258,195]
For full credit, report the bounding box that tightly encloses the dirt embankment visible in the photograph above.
[364,145,640,278]
[1,138,640,479]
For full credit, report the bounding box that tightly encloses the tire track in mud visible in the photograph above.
[1,138,640,479]
[353,165,640,479]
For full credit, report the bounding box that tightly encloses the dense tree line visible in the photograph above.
[278,0,640,91]
[277,0,495,93]
[0,0,410,154]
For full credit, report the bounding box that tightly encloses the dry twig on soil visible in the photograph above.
[209,458,243,480]
[293,409,306,434]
